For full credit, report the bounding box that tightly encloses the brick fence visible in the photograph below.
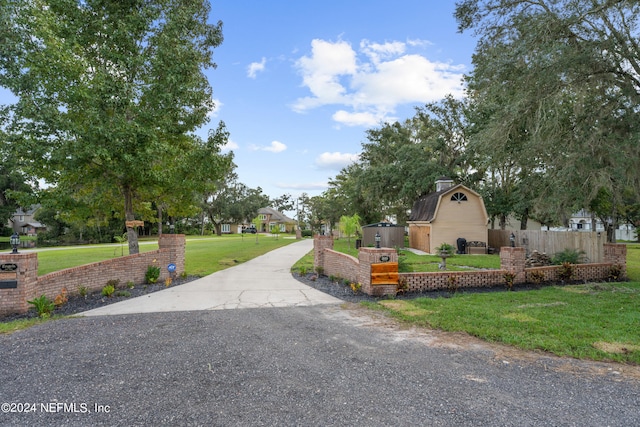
[0,234,185,316]
[314,236,627,296]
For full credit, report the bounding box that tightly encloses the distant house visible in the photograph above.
[8,205,47,236]
[550,209,637,241]
[255,207,297,233]
[218,207,297,234]
[407,177,489,254]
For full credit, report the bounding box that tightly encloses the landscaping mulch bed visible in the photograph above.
[2,272,548,323]
[293,272,545,303]
[0,275,201,323]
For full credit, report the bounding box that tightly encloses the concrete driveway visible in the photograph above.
[82,238,340,316]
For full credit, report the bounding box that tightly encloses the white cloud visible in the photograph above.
[208,98,223,117]
[360,39,406,64]
[292,39,357,112]
[247,57,267,79]
[332,110,394,127]
[407,38,433,48]
[249,140,287,153]
[315,151,360,170]
[221,138,239,153]
[276,181,328,191]
[293,38,466,126]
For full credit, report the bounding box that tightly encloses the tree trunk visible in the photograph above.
[123,185,140,255]
[158,205,163,236]
[499,214,507,230]
[520,208,529,230]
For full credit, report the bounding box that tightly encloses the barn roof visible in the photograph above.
[408,184,478,222]
[409,190,448,222]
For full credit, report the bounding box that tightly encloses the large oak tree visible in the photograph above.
[456,0,640,240]
[0,0,226,253]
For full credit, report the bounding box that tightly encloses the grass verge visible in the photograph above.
[373,282,640,364]
[295,238,640,365]
[0,316,57,334]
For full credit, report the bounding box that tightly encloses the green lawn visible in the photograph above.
[297,238,640,365]
[372,282,640,364]
[290,238,500,274]
[33,234,296,276]
[184,234,296,276]
[625,243,640,281]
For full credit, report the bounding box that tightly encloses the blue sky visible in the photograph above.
[1,1,477,204]
[206,0,477,202]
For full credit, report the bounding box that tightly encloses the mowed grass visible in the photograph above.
[372,282,640,364]
[625,243,640,281]
[34,234,296,277]
[184,235,296,276]
[35,241,159,275]
[298,238,640,364]
[291,238,500,274]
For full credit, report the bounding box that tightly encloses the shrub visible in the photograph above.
[504,271,516,291]
[397,277,408,294]
[145,265,161,284]
[447,275,459,293]
[436,243,455,257]
[557,262,575,282]
[106,278,120,289]
[350,282,362,294]
[78,286,89,298]
[54,288,68,306]
[114,290,131,297]
[608,264,624,281]
[126,281,135,289]
[301,230,313,238]
[552,248,586,265]
[27,295,56,318]
[528,270,545,285]
[102,285,116,297]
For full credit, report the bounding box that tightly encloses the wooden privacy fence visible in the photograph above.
[488,230,605,262]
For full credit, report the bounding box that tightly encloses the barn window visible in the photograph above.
[451,192,468,202]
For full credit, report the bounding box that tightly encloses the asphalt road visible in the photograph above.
[1,304,639,426]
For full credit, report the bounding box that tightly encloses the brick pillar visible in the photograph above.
[314,235,333,273]
[358,247,398,296]
[0,252,38,316]
[500,247,526,284]
[158,234,186,277]
[603,243,627,275]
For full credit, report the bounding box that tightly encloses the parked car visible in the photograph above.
[242,226,257,234]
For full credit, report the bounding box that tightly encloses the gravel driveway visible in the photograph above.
[1,304,639,426]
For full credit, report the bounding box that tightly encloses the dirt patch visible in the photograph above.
[593,341,640,354]
[327,303,640,382]
[378,300,433,317]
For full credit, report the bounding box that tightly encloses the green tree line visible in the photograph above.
[298,0,640,242]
